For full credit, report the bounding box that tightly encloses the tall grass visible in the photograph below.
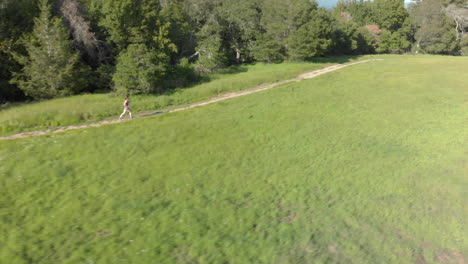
[0,57,364,136]
[0,55,466,263]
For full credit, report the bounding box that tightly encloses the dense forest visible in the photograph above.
[0,0,467,103]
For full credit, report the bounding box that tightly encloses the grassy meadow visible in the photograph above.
[0,57,362,137]
[0,55,466,263]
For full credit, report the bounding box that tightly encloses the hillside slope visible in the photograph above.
[0,56,466,264]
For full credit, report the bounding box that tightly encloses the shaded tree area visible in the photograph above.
[409,0,468,55]
[0,0,40,102]
[335,0,413,54]
[11,0,90,99]
[1,0,466,103]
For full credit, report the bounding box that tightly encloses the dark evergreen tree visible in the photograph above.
[355,26,377,54]
[158,0,195,62]
[192,15,227,73]
[373,0,408,32]
[0,40,25,103]
[86,0,159,50]
[112,44,169,95]
[0,0,40,102]
[216,0,262,64]
[344,0,376,26]
[376,18,413,53]
[259,0,317,50]
[183,0,230,72]
[329,18,374,55]
[11,0,89,99]
[288,9,333,60]
[250,33,285,62]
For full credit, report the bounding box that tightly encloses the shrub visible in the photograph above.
[112,44,169,95]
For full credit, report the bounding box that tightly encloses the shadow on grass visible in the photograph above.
[160,56,364,96]
[0,99,44,112]
[160,64,250,96]
[139,56,367,115]
[138,111,166,118]
[1,56,366,114]
[308,55,365,64]
[189,64,250,87]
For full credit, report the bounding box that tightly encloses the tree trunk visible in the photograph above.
[59,0,106,67]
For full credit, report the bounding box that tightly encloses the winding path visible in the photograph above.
[0,59,381,140]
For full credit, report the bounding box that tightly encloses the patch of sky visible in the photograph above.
[316,0,340,9]
[316,0,415,9]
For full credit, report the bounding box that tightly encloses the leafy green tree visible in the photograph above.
[216,0,262,63]
[335,0,412,54]
[164,58,199,88]
[329,19,375,55]
[4,0,466,103]
[377,30,409,53]
[373,0,408,32]
[11,0,89,99]
[182,0,227,72]
[415,17,458,54]
[192,16,227,72]
[460,35,468,56]
[329,9,375,55]
[112,44,168,95]
[355,26,377,54]
[410,0,459,54]
[288,9,333,60]
[0,0,39,102]
[184,0,262,70]
[85,0,183,90]
[250,33,285,62]
[329,20,358,55]
[247,0,319,62]
[260,0,317,49]
[86,0,178,55]
[343,0,376,26]
[158,0,195,62]
[376,18,413,53]
[87,0,160,50]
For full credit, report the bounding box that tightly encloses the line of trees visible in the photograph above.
[0,0,467,103]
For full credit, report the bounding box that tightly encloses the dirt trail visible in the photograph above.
[0,59,380,140]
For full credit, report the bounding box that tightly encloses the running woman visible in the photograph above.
[119,96,132,120]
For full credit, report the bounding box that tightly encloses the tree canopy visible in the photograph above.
[0,0,466,103]
[10,0,89,99]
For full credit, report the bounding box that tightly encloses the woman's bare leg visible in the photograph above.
[119,109,127,120]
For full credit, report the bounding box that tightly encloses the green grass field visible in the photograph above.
[0,55,467,263]
[0,57,362,137]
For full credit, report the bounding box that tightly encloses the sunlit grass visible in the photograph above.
[0,57,365,136]
[0,55,466,263]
